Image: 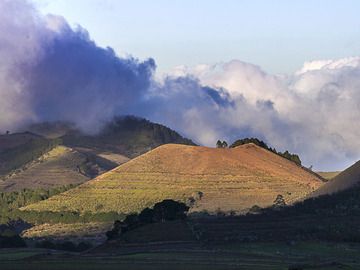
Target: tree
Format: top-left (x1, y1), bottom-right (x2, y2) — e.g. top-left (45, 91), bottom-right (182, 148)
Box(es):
top-left (153, 200), bottom-right (189, 222)
top-left (216, 140), bottom-right (228, 148)
top-left (138, 207), bottom-right (154, 224)
top-left (273, 194), bottom-right (286, 207)
top-left (123, 213), bottom-right (139, 228)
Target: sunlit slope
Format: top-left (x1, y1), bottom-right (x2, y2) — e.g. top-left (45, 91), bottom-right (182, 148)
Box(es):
top-left (311, 161), bottom-right (360, 197)
top-left (0, 146), bottom-right (89, 191)
top-left (316, 171), bottom-right (341, 180)
top-left (0, 146), bottom-right (129, 191)
top-left (23, 143), bottom-right (323, 214)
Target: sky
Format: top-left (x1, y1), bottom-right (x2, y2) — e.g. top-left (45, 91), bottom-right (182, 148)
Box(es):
top-left (1, 0), bottom-right (360, 172)
top-left (33, 0), bottom-right (360, 74)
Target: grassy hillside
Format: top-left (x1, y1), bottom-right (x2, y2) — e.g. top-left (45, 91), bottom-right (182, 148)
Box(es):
top-left (0, 146), bottom-right (97, 191)
top-left (0, 132), bottom-right (59, 178)
top-left (311, 161), bottom-right (360, 197)
top-left (23, 143), bottom-right (323, 214)
top-left (22, 222), bottom-right (111, 245)
top-left (1, 116), bottom-right (191, 192)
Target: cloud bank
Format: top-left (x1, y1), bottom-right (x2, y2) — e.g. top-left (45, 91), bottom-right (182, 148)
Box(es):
top-left (1, 0), bottom-right (360, 170)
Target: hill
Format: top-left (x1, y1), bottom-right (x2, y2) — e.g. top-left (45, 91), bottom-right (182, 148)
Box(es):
top-left (0, 132), bottom-right (59, 178)
top-left (1, 116), bottom-right (191, 191)
top-left (60, 115), bottom-right (196, 158)
top-left (310, 160), bottom-right (360, 197)
top-left (23, 143), bottom-right (323, 214)
top-left (0, 146), bottom-right (126, 191)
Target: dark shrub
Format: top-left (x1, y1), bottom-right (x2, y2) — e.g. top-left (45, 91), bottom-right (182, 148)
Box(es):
top-left (138, 208), bottom-right (154, 224)
top-left (153, 200), bottom-right (189, 222)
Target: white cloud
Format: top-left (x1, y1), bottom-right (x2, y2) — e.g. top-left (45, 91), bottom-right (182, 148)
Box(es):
top-left (1, 0), bottom-right (360, 171)
top-left (162, 57), bottom-right (360, 170)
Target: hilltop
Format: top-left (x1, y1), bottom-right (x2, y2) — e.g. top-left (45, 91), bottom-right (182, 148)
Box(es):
top-left (23, 143), bottom-right (323, 214)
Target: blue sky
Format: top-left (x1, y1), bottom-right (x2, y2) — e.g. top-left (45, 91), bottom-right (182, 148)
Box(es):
top-left (34, 0), bottom-right (360, 74)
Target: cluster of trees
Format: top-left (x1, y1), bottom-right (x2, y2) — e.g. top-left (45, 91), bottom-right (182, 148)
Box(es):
top-left (0, 184), bottom-right (78, 223)
top-left (0, 184), bottom-right (126, 224)
top-left (216, 140), bottom-right (228, 148)
top-left (106, 199), bottom-right (189, 240)
top-left (229, 137), bottom-right (302, 166)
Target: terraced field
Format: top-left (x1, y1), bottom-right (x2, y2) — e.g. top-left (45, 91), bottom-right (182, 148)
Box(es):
top-left (22, 222), bottom-right (112, 245)
top-left (0, 146), bottom-right (90, 191)
top-left (0, 145), bottom-right (130, 191)
top-left (23, 143), bottom-right (323, 214)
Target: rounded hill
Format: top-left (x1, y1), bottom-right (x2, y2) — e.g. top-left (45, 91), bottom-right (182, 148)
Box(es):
top-left (23, 143), bottom-right (323, 214)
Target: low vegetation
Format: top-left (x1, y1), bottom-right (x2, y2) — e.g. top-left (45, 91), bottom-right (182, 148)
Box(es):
top-left (0, 184), bottom-right (78, 223)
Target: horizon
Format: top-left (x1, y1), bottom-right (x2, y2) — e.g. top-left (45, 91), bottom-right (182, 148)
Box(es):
top-left (1, 0), bottom-right (360, 171)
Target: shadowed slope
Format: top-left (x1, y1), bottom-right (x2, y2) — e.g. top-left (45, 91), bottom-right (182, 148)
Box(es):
top-left (23, 143), bottom-right (323, 214)
top-left (311, 160), bottom-right (360, 197)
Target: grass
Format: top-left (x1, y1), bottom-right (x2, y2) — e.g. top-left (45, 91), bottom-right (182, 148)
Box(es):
top-left (0, 242), bottom-right (358, 270)
top-left (23, 144), bottom-right (323, 215)
top-left (22, 222), bottom-right (112, 245)
top-left (0, 146), bottom-right (89, 191)
top-left (0, 133), bottom-right (59, 178)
